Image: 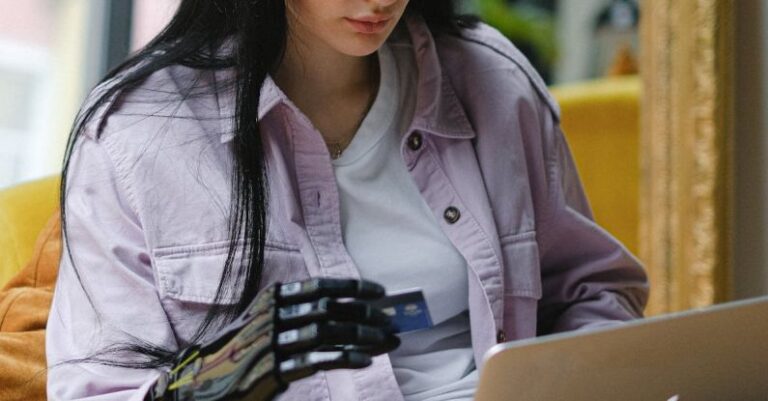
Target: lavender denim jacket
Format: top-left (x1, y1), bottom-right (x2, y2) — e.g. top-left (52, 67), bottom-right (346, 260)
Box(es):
top-left (46, 15), bottom-right (648, 401)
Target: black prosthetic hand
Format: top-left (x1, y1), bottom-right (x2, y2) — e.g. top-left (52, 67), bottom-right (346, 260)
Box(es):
top-left (145, 279), bottom-right (399, 401)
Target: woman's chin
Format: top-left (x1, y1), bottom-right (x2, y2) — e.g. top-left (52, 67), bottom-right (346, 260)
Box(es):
top-left (335, 35), bottom-right (390, 57)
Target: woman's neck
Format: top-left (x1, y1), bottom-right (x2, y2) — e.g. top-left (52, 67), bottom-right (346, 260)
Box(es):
top-left (273, 34), bottom-right (380, 145)
top-left (275, 38), bottom-right (375, 100)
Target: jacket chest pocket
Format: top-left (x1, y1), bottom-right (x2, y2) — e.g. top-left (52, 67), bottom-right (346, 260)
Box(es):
top-left (154, 240), bottom-right (310, 304)
top-left (153, 240), bottom-right (309, 344)
top-left (500, 231), bottom-right (542, 341)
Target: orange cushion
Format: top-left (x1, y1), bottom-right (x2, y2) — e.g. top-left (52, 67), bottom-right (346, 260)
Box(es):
top-left (0, 211), bottom-right (61, 401)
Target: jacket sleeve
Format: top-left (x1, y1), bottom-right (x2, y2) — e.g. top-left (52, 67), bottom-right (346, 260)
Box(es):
top-left (46, 136), bottom-right (174, 401)
top-left (534, 105), bottom-right (649, 335)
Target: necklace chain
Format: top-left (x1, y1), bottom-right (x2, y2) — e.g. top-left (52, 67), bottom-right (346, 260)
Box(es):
top-left (328, 139), bottom-right (352, 160)
top-left (325, 56), bottom-right (379, 160)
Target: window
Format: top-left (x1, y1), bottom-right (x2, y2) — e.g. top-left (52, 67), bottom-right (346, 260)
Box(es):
top-left (0, 0), bottom-right (143, 188)
top-left (0, 0), bottom-right (62, 187)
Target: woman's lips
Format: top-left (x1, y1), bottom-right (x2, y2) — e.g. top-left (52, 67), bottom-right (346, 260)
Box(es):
top-left (344, 17), bottom-right (391, 34)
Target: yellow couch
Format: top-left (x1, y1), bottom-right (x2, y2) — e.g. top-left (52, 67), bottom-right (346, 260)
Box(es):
top-left (0, 76), bottom-right (641, 288)
top-left (0, 176), bottom-right (59, 401)
top-left (0, 176), bottom-right (60, 286)
top-left (551, 76), bottom-right (640, 255)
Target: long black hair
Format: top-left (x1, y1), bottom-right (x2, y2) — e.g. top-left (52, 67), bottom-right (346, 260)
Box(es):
top-left (61, 0), bottom-right (478, 369)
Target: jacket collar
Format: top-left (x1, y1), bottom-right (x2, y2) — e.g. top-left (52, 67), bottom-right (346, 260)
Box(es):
top-left (216, 14), bottom-right (476, 144)
top-left (215, 70), bottom-right (284, 143)
top-left (402, 14), bottom-right (475, 140)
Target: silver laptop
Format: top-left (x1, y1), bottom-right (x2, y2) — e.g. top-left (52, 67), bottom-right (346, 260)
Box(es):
top-left (476, 296), bottom-right (768, 401)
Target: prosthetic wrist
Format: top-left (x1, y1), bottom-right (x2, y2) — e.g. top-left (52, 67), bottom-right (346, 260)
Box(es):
top-left (145, 279), bottom-right (399, 401)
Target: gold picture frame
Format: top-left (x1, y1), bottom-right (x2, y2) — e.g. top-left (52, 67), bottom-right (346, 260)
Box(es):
top-left (639, 0), bottom-right (735, 315)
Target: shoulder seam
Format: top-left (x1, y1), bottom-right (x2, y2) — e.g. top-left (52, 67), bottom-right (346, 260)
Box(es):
top-left (452, 33), bottom-right (561, 122)
top-left (93, 138), bottom-right (145, 231)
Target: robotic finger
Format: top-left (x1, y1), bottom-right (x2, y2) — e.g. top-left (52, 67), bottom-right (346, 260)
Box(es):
top-left (276, 321), bottom-right (400, 355)
top-left (278, 351), bottom-right (372, 383)
top-left (278, 279), bottom-right (385, 304)
top-left (278, 298), bottom-right (391, 329)
top-left (235, 351), bottom-right (374, 401)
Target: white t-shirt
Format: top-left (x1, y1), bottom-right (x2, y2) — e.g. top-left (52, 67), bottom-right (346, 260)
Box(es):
top-left (332, 35), bottom-right (478, 401)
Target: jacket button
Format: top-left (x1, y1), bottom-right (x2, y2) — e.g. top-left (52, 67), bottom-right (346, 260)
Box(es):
top-left (407, 133), bottom-right (423, 151)
top-left (497, 330), bottom-right (507, 343)
top-left (444, 207), bottom-right (461, 224)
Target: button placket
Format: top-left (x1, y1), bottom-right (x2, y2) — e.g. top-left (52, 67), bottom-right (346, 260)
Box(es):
top-left (290, 116), bottom-right (359, 280)
top-left (405, 140), bottom-right (505, 332)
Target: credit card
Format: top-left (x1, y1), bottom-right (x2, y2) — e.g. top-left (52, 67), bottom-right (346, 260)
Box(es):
top-left (368, 288), bottom-right (433, 334)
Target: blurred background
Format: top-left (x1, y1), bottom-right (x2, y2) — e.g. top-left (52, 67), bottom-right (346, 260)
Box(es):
top-left (0, 0), bottom-right (639, 188)
top-left (0, 0), bottom-right (174, 188)
top-left (0, 0), bottom-right (766, 312)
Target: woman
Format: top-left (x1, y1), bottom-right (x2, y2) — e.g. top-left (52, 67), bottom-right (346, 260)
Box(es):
top-left (47, 1), bottom-right (649, 400)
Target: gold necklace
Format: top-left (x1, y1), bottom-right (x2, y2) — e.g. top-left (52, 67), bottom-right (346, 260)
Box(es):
top-left (328, 139), bottom-right (353, 160)
top-left (326, 56), bottom-right (379, 160)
